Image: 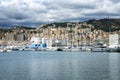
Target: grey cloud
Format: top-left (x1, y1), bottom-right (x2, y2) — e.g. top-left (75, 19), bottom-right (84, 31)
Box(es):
top-left (0, 0), bottom-right (120, 27)
top-left (112, 0), bottom-right (120, 3)
top-left (0, 7), bottom-right (29, 21)
top-left (61, 3), bottom-right (95, 10)
top-left (84, 12), bottom-right (120, 16)
top-left (5, 12), bottom-right (29, 20)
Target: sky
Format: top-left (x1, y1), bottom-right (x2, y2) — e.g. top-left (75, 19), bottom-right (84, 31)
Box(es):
top-left (0, 0), bottom-right (120, 27)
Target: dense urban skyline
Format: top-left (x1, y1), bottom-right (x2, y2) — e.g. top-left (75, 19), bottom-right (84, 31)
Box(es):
top-left (0, 0), bottom-right (120, 27)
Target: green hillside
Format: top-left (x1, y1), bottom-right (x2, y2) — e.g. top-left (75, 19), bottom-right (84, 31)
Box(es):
top-left (41, 18), bottom-right (120, 32)
top-left (87, 18), bottom-right (120, 32)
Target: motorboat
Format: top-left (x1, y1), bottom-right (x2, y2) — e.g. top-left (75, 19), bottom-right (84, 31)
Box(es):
top-left (91, 42), bottom-right (108, 52)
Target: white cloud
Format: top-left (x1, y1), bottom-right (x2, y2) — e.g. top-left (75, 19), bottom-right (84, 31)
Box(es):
top-left (0, 0), bottom-right (120, 27)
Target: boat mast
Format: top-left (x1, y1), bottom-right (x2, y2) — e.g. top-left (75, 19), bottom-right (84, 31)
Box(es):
top-left (67, 23), bottom-right (69, 47)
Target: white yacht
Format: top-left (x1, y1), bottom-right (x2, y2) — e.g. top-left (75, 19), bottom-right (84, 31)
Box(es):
top-left (108, 34), bottom-right (120, 52)
top-left (91, 46), bottom-right (107, 52)
top-left (91, 43), bottom-right (108, 52)
top-left (108, 44), bottom-right (120, 52)
top-left (62, 46), bottom-right (81, 52)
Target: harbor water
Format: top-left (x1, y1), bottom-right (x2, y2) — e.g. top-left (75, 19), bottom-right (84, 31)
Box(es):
top-left (0, 51), bottom-right (120, 80)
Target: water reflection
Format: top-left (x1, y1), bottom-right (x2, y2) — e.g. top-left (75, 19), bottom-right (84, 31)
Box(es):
top-left (0, 52), bottom-right (120, 80)
top-left (109, 53), bottom-right (119, 80)
top-left (29, 52), bottom-right (111, 80)
top-left (29, 57), bottom-right (82, 80)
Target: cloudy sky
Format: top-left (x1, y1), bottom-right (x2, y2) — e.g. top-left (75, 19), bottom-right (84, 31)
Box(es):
top-left (0, 0), bottom-right (120, 27)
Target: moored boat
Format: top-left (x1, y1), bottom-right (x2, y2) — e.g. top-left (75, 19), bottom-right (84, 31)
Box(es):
top-left (91, 46), bottom-right (108, 52)
top-left (91, 42), bottom-right (108, 52)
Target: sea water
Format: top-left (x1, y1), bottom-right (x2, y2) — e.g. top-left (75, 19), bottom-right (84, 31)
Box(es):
top-left (0, 51), bottom-right (120, 80)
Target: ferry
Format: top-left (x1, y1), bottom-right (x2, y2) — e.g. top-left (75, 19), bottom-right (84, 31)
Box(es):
top-left (28, 36), bottom-right (47, 51)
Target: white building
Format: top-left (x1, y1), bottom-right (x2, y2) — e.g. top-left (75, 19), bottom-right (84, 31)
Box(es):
top-left (109, 34), bottom-right (120, 48)
top-left (30, 36), bottom-right (41, 44)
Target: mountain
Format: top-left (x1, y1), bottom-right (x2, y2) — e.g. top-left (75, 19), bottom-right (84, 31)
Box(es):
top-left (0, 26), bottom-right (35, 33)
top-left (41, 18), bottom-right (120, 32)
top-left (86, 18), bottom-right (120, 32)
top-left (41, 22), bottom-right (68, 28)
top-left (12, 26), bottom-right (36, 30)
top-left (1, 18), bottom-right (120, 32)
top-left (41, 22), bottom-right (83, 28)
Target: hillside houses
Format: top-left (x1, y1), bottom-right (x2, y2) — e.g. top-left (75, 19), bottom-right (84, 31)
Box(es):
top-left (0, 23), bottom-right (118, 46)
